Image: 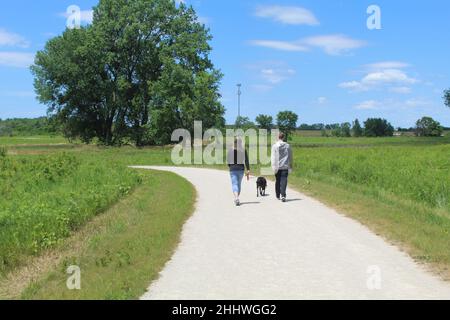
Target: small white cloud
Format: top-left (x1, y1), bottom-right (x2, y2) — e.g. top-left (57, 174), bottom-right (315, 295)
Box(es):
top-left (405, 98), bottom-right (431, 108)
top-left (0, 29), bottom-right (30, 48)
top-left (250, 34), bottom-right (366, 55)
top-left (249, 40), bottom-right (308, 52)
top-left (60, 9), bottom-right (94, 24)
top-left (365, 61), bottom-right (410, 71)
top-left (354, 100), bottom-right (381, 110)
top-left (340, 69), bottom-right (418, 92)
top-left (389, 87), bottom-right (412, 94)
top-left (255, 5), bottom-right (319, 26)
top-left (260, 67), bottom-right (295, 84)
top-left (0, 51), bottom-right (34, 68)
top-left (317, 97), bottom-right (327, 104)
top-left (302, 34), bottom-right (367, 56)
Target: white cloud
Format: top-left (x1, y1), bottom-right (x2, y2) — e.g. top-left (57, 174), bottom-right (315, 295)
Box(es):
top-left (317, 97), bottom-right (327, 104)
top-left (249, 40), bottom-right (308, 52)
top-left (0, 29), bottom-right (30, 48)
top-left (389, 86), bottom-right (412, 94)
top-left (250, 34), bottom-right (366, 55)
top-left (0, 52), bottom-right (34, 68)
top-left (61, 9), bottom-right (94, 24)
top-left (255, 5), bottom-right (319, 26)
top-left (302, 35), bottom-right (366, 56)
top-left (247, 61), bottom-right (296, 89)
top-left (340, 68), bottom-right (418, 92)
top-left (260, 67), bottom-right (295, 84)
top-left (354, 98), bottom-right (433, 111)
top-left (365, 61), bottom-right (410, 71)
top-left (354, 100), bottom-right (380, 110)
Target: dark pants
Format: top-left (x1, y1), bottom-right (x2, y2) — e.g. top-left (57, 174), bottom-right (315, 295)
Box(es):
top-left (275, 170), bottom-right (289, 199)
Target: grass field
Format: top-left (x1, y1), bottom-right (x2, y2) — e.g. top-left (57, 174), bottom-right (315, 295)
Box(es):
top-left (1, 133), bottom-right (450, 298)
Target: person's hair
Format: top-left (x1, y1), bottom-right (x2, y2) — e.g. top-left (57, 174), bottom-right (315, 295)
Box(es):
top-left (279, 132), bottom-right (285, 141)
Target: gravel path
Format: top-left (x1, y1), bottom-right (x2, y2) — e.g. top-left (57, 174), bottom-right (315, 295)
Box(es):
top-left (133, 166), bottom-right (450, 300)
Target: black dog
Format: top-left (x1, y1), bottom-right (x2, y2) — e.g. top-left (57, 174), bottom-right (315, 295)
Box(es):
top-left (256, 177), bottom-right (267, 197)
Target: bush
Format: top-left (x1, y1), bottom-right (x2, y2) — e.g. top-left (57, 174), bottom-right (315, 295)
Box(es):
top-left (0, 147), bottom-right (6, 157)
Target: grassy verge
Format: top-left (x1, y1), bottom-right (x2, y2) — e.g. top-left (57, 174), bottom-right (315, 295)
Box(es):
top-left (0, 169), bottom-right (195, 300)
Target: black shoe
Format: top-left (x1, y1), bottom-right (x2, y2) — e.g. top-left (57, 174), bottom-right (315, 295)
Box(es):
top-left (282, 197), bottom-right (286, 203)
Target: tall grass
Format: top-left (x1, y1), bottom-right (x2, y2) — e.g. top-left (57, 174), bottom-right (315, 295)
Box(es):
top-left (294, 144), bottom-right (450, 211)
top-left (0, 152), bottom-right (141, 273)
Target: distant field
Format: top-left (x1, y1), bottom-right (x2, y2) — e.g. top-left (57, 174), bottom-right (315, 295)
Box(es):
top-left (0, 136), bottom-right (68, 146)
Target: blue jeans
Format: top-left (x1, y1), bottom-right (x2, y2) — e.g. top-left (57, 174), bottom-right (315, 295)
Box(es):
top-left (230, 170), bottom-right (245, 194)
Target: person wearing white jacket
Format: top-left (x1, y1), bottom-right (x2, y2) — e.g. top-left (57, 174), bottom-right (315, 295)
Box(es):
top-left (271, 133), bottom-right (293, 202)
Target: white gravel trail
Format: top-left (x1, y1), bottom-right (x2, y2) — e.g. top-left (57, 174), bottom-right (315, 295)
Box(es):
top-left (132, 166), bottom-right (450, 300)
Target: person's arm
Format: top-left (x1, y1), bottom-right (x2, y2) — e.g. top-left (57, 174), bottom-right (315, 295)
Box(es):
top-left (271, 144), bottom-right (278, 173)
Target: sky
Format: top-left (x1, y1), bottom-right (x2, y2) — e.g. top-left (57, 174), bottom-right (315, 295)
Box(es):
top-left (0, 0), bottom-right (449, 128)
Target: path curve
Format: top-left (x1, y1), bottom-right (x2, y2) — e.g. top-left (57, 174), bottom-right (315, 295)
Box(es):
top-left (132, 166), bottom-right (450, 300)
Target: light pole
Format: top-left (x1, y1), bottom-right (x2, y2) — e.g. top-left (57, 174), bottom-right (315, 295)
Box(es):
top-left (237, 84), bottom-right (242, 119)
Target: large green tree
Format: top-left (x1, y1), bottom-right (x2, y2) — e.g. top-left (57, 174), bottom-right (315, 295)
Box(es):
top-left (415, 117), bottom-right (443, 137)
top-left (32, 0), bottom-right (224, 146)
top-left (276, 111), bottom-right (298, 140)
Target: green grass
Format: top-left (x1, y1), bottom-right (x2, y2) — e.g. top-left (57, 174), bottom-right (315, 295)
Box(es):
top-left (19, 170), bottom-right (195, 300)
top-left (1, 133), bottom-right (450, 297)
top-left (0, 135), bottom-right (69, 146)
top-left (0, 152), bottom-right (141, 274)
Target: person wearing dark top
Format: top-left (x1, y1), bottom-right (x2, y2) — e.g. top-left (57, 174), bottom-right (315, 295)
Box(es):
top-left (227, 138), bottom-right (250, 206)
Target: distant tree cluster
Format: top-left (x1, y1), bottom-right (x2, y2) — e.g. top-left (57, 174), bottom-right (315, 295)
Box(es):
top-left (415, 117), bottom-right (443, 137)
top-left (0, 117), bottom-right (59, 136)
top-left (236, 111), bottom-right (298, 141)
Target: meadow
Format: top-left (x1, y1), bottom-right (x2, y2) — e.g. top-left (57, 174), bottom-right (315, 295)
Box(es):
top-left (1, 132), bottom-right (450, 298)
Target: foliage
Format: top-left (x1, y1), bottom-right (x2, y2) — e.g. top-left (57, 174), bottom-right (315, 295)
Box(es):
top-left (444, 89), bottom-right (450, 109)
top-left (276, 111), bottom-right (298, 140)
top-left (31, 0), bottom-right (224, 146)
top-left (0, 153), bottom-right (141, 273)
top-left (235, 116), bottom-right (255, 130)
top-left (255, 114), bottom-right (273, 131)
top-left (331, 123), bottom-right (351, 137)
top-left (364, 118), bottom-right (394, 137)
top-left (0, 117), bottom-right (59, 137)
top-left (352, 119), bottom-right (363, 137)
top-left (415, 117), bottom-right (443, 137)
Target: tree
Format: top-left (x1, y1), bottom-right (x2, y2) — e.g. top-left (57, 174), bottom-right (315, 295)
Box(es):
top-left (341, 122), bottom-right (352, 137)
top-left (364, 118), bottom-right (394, 137)
top-left (235, 116), bottom-right (255, 130)
top-left (352, 119), bottom-right (363, 137)
top-left (415, 117), bottom-right (443, 137)
top-left (255, 114), bottom-right (273, 131)
top-left (276, 111), bottom-right (298, 140)
top-left (444, 89), bottom-right (450, 109)
top-left (32, 0), bottom-right (224, 146)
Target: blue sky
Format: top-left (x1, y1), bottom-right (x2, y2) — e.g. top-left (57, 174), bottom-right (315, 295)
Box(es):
top-left (0, 0), bottom-right (449, 127)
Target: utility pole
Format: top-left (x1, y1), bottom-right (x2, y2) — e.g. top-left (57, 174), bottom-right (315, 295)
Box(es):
top-left (237, 84), bottom-right (242, 119)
